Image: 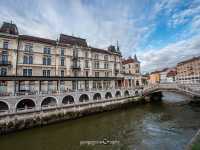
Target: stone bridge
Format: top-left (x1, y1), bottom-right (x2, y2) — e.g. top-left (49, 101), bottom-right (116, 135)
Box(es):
top-left (143, 83), bottom-right (200, 100)
top-left (0, 88), bottom-right (142, 115)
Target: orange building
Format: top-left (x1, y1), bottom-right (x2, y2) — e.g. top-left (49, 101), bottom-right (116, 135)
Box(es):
top-left (149, 71), bottom-right (161, 84)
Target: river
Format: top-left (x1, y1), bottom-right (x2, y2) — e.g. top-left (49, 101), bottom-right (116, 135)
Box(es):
top-left (0, 92), bottom-right (200, 150)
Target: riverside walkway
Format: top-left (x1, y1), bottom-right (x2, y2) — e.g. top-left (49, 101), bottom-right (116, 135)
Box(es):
top-left (0, 87), bottom-right (143, 116)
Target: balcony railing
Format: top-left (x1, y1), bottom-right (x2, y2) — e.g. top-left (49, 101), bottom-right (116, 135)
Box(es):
top-left (0, 61), bottom-right (11, 66)
top-left (71, 64), bottom-right (81, 69)
top-left (72, 55), bottom-right (79, 60)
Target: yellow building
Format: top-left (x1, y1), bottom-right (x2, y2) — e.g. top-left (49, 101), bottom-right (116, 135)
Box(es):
top-left (0, 22), bottom-right (125, 95)
top-left (149, 71), bottom-right (160, 84)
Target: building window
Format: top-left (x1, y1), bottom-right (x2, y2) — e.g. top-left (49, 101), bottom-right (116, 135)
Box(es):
top-left (43, 70), bottom-right (51, 76)
top-left (74, 71), bottom-right (78, 77)
top-left (85, 60), bottom-right (89, 68)
top-left (23, 69), bottom-right (32, 76)
top-left (3, 40), bottom-right (8, 49)
top-left (2, 54), bottom-right (8, 63)
top-left (23, 55), bottom-right (33, 64)
top-left (95, 72), bottom-right (99, 77)
top-left (23, 56), bottom-right (28, 64)
top-left (73, 49), bottom-right (78, 57)
top-left (43, 57), bottom-right (46, 65)
top-left (105, 72), bottom-right (109, 77)
top-left (43, 57), bottom-right (51, 65)
top-left (43, 70), bottom-right (46, 76)
top-left (104, 55), bottom-right (108, 61)
top-left (85, 71), bottom-right (89, 77)
top-left (61, 58), bottom-right (65, 66)
top-left (25, 44), bottom-right (33, 52)
top-left (61, 48), bottom-right (65, 56)
top-left (44, 47), bottom-right (51, 54)
top-left (95, 54), bottom-right (99, 59)
top-left (47, 70), bottom-right (50, 76)
top-left (104, 62), bottom-right (109, 69)
top-left (0, 68), bottom-right (7, 76)
top-left (85, 51), bottom-right (88, 58)
top-left (94, 61), bottom-right (99, 69)
top-left (29, 56), bottom-right (33, 64)
top-left (61, 70), bottom-right (64, 77)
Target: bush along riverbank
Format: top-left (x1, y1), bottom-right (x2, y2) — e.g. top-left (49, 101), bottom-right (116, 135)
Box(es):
top-left (0, 96), bottom-right (146, 135)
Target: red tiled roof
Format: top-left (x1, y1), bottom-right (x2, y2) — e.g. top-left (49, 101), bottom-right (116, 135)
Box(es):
top-left (167, 70), bottom-right (177, 77)
top-left (150, 70), bottom-right (161, 74)
top-left (177, 56), bottom-right (200, 66)
top-left (19, 35), bottom-right (56, 45)
top-left (122, 58), bottom-right (138, 64)
top-left (59, 34), bottom-right (87, 47)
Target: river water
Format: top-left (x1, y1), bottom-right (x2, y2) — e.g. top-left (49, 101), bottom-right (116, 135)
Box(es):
top-left (0, 92), bottom-right (200, 150)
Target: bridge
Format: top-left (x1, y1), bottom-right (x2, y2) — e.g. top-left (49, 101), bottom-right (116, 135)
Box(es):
top-left (143, 83), bottom-right (200, 101)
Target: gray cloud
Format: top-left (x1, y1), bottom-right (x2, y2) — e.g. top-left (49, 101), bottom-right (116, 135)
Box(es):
top-left (0, 0), bottom-right (200, 73)
top-left (139, 35), bottom-right (200, 73)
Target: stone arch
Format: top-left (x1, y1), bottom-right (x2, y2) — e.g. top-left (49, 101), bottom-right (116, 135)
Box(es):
top-left (62, 95), bottom-right (74, 105)
top-left (16, 99), bottom-right (36, 111)
top-left (124, 90), bottom-right (130, 96)
top-left (105, 92), bottom-right (112, 99)
top-left (79, 94), bottom-right (89, 102)
top-left (135, 90), bottom-right (139, 95)
top-left (115, 91), bottom-right (121, 97)
top-left (41, 97), bottom-right (57, 107)
top-left (0, 101), bottom-right (9, 112)
top-left (93, 93), bottom-right (101, 100)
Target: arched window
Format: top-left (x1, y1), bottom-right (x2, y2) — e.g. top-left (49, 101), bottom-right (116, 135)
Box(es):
top-left (93, 93), bottom-right (101, 100)
top-left (41, 97), bottom-right (57, 107)
top-left (115, 91), bottom-right (121, 97)
top-left (79, 94), bottom-right (89, 102)
top-left (0, 101), bottom-right (9, 112)
top-left (16, 99), bottom-right (35, 111)
top-left (105, 92), bottom-right (112, 99)
top-left (62, 95), bottom-right (74, 105)
top-left (124, 90), bottom-right (129, 96)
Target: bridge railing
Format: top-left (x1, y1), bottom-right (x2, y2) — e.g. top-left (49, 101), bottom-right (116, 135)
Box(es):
top-left (143, 83), bottom-right (200, 96)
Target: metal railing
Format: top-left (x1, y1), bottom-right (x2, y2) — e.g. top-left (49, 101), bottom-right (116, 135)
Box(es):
top-left (0, 86), bottom-right (140, 98)
top-left (143, 83), bottom-right (200, 96)
top-left (0, 60), bottom-right (11, 66)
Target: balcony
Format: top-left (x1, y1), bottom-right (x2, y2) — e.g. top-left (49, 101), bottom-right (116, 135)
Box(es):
top-left (115, 69), bottom-right (119, 73)
top-left (71, 64), bottom-right (81, 69)
top-left (0, 61), bottom-right (11, 66)
top-left (72, 55), bottom-right (79, 60)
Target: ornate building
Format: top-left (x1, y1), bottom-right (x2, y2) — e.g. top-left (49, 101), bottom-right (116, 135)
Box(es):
top-left (0, 22), bottom-right (135, 95)
top-left (122, 55), bottom-right (142, 87)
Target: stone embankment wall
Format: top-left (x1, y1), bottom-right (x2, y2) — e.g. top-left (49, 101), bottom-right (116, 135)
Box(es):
top-left (185, 129), bottom-right (200, 150)
top-left (0, 96), bottom-right (145, 135)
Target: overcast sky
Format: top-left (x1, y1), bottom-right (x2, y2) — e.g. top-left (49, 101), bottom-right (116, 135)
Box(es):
top-left (0, 0), bottom-right (200, 73)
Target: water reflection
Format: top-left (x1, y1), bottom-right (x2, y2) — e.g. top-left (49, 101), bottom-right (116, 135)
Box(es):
top-left (0, 92), bottom-right (199, 150)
